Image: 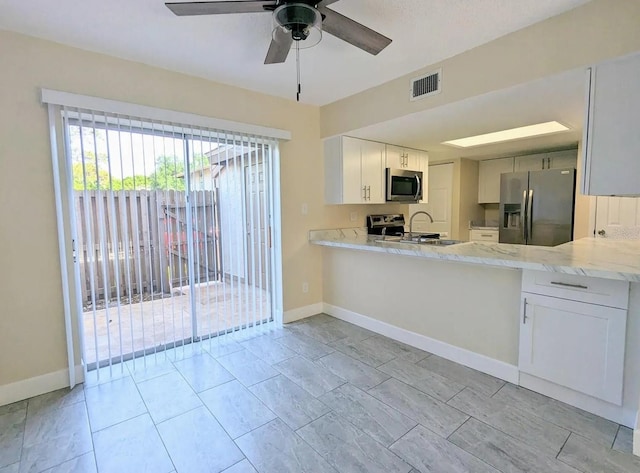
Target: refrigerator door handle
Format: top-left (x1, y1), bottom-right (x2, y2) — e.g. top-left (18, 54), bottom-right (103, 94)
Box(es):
top-left (521, 189), bottom-right (528, 242)
top-left (527, 189), bottom-right (534, 241)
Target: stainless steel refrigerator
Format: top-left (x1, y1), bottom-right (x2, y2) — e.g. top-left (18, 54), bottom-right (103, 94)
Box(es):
top-left (499, 168), bottom-right (576, 246)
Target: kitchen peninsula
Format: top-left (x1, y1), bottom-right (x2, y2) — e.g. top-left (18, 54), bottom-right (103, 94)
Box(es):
top-left (310, 228), bottom-right (640, 438)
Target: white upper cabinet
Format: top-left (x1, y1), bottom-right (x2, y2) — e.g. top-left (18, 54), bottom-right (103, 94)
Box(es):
top-left (479, 150), bottom-right (576, 204)
top-left (514, 153), bottom-right (547, 172)
top-left (324, 136), bottom-right (385, 204)
top-left (547, 149), bottom-right (578, 169)
top-left (386, 145), bottom-right (421, 170)
top-left (582, 52), bottom-right (640, 196)
top-left (478, 157), bottom-right (514, 204)
top-left (514, 150), bottom-right (577, 172)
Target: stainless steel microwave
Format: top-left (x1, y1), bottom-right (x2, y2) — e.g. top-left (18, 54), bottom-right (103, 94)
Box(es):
top-left (386, 168), bottom-right (423, 202)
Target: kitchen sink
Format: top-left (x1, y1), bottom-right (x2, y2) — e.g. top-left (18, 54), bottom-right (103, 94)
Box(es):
top-left (399, 238), bottom-right (462, 245)
top-left (375, 235), bottom-right (462, 246)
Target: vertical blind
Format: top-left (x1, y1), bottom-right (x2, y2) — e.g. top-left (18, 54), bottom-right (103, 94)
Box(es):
top-left (57, 106), bottom-right (279, 380)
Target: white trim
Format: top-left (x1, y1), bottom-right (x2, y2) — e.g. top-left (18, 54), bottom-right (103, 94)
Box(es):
top-left (0, 366), bottom-right (84, 407)
top-left (634, 428), bottom-right (639, 456)
top-left (520, 372), bottom-right (637, 427)
top-left (46, 104), bottom-right (76, 388)
top-left (283, 303), bottom-right (324, 324)
top-left (323, 303), bottom-right (519, 384)
top-left (271, 145), bottom-right (284, 326)
top-left (41, 89), bottom-right (292, 141)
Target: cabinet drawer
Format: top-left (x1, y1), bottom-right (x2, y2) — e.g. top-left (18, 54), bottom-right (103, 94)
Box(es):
top-left (469, 229), bottom-right (499, 242)
top-left (522, 270), bottom-right (629, 309)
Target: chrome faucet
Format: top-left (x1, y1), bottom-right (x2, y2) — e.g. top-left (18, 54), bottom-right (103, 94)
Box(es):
top-left (408, 211), bottom-right (434, 239)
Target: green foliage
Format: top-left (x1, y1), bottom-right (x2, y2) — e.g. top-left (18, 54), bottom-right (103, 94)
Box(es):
top-left (72, 154), bottom-right (209, 191)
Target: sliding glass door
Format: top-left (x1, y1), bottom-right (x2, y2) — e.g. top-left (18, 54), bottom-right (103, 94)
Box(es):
top-left (61, 109), bottom-right (277, 377)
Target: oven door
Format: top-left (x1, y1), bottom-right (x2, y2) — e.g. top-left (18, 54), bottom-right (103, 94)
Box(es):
top-left (386, 168), bottom-right (423, 202)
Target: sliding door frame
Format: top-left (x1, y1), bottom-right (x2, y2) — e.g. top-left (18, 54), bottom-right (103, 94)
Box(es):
top-left (44, 90), bottom-right (287, 387)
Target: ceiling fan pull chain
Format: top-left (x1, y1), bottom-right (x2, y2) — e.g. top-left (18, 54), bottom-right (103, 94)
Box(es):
top-left (296, 40), bottom-right (301, 102)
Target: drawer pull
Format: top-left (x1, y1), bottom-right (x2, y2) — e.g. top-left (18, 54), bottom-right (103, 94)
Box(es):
top-left (481, 234), bottom-right (494, 237)
top-left (550, 281), bottom-right (588, 290)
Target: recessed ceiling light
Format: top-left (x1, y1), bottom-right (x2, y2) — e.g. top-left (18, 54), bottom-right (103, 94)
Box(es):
top-left (442, 121), bottom-right (570, 148)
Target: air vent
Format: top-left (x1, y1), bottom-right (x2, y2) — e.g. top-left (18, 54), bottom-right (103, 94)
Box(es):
top-left (410, 69), bottom-right (442, 101)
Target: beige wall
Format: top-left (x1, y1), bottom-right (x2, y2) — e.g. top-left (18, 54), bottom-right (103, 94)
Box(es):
top-left (0, 30), bottom-right (413, 387)
top-left (1, 31), bottom-right (323, 387)
top-left (320, 0), bottom-right (640, 138)
top-left (323, 248), bottom-right (522, 364)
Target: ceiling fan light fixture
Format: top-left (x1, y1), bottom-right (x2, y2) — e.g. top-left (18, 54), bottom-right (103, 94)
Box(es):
top-left (273, 3), bottom-right (322, 48)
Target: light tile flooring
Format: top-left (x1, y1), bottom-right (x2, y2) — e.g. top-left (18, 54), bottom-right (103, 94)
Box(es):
top-left (1, 314), bottom-right (638, 473)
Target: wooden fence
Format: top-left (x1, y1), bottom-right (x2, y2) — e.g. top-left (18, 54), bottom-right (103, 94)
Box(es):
top-left (74, 190), bottom-right (221, 307)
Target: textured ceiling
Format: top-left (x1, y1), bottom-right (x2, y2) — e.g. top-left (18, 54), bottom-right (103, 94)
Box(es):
top-left (0, 0), bottom-right (589, 105)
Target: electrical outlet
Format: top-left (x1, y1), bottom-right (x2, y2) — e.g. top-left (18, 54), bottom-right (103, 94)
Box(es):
top-left (302, 282), bottom-right (309, 293)
top-left (301, 203), bottom-right (308, 215)
top-left (350, 211), bottom-right (358, 222)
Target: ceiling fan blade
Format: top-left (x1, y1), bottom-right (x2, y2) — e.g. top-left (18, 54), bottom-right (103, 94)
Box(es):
top-left (166, 1), bottom-right (275, 16)
top-left (318, 6), bottom-right (391, 55)
top-left (264, 28), bottom-right (293, 64)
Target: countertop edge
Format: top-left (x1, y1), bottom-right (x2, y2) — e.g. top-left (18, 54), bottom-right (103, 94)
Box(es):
top-left (309, 236), bottom-right (640, 283)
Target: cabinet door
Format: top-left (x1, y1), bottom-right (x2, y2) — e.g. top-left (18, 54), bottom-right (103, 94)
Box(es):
top-left (548, 149), bottom-right (577, 169)
top-left (404, 149), bottom-right (420, 170)
top-left (385, 145), bottom-right (404, 169)
top-left (361, 139), bottom-right (386, 203)
top-left (341, 136), bottom-right (364, 204)
top-left (519, 293), bottom-right (626, 405)
top-left (583, 53), bottom-right (640, 195)
top-left (478, 157), bottom-right (514, 203)
top-left (514, 153), bottom-right (545, 172)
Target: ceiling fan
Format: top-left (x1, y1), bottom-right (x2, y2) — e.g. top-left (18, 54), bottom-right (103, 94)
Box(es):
top-left (165, 1), bottom-right (392, 64)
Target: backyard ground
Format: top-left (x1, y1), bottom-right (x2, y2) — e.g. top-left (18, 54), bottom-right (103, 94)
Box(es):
top-left (82, 281), bottom-right (270, 365)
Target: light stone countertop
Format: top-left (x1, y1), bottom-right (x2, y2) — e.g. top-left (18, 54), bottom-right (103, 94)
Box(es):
top-left (309, 228), bottom-right (640, 282)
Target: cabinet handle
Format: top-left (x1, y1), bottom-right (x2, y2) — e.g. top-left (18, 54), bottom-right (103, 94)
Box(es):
top-left (523, 298), bottom-right (528, 324)
top-left (367, 186), bottom-right (371, 200)
top-left (547, 157), bottom-right (551, 168)
top-left (481, 234), bottom-right (494, 237)
top-left (362, 186), bottom-right (367, 200)
top-left (550, 281), bottom-right (588, 290)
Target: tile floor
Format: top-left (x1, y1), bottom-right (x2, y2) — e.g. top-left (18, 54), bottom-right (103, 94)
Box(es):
top-left (1, 314), bottom-right (638, 473)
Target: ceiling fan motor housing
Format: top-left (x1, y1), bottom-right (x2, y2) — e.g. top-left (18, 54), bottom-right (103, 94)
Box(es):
top-left (274, 3), bottom-right (320, 41)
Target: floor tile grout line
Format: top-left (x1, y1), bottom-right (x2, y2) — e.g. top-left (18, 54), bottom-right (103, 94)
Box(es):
top-left (555, 431), bottom-right (572, 459)
top-left (612, 424), bottom-right (622, 449)
top-left (128, 369), bottom-right (179, 473)
top-left (442, 418), bottom-right (513, 473)
top-left (463, 415), bottom-right (575, 466)
top-left (445, 414), bottom-right (472, 441)
top-left (554, 433), bottom-right (592, 473)
top-left (495, 397), bottom-right (619, 449)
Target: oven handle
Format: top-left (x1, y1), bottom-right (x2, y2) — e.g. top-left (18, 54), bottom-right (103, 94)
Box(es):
top-left (414, 174), bottom-right (421, 201)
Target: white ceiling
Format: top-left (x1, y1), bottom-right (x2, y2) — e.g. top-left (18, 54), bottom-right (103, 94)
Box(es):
top-left (350, 68), bottom-right (586, 160)
top-left (0, 0), bottom-right (589, 105)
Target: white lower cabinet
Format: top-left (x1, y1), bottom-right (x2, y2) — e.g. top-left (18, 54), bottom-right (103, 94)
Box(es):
top-left (519, 271), bottom-right (629, 405)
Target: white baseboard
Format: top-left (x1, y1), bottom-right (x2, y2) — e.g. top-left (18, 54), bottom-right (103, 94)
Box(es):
top-left (323, 303), bottom-right (519, 384)
top-left (0, 365), bottom-right (84, 407)
top-left (634, 428), bottom-right (639, 456)
top-left (283, 303), bottom-right (324, 324)
top-left (520, 372), bottom-right (636, 427)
